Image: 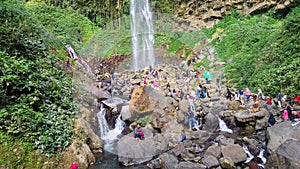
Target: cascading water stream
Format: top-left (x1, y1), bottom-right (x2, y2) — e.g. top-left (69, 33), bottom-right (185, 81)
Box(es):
top-left (217, 117), bottom-right (233, 134)
top-left (97, 104), bottom-right (125, 152)
top-left (130, 0), bottom-right (155, 70)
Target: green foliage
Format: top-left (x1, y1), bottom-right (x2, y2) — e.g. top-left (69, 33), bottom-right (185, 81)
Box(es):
top-left (25, 1), bottom-right (97, 51)
top-left (136, 115), bottom-right (152, 127)
top-left (0, 0), bottom-right (77, 159)
top-left (213, 7), bottom-right (300, 97)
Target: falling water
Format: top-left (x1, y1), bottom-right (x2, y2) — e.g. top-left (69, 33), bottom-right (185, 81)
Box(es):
top-left (218, 117), bottom-right (233, 134)
top-left (97, 104), bottom-right (125, 152)
top-left (130, 0), bottom-right (155, 70)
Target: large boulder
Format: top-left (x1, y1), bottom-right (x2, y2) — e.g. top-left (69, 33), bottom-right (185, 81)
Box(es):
top-left (203, 113), bottom-right (219, 132)
top-left (76, 118), bottom-right (103, 153)
top-left (266, 139), bottom-right (300, 169)
top-left (159, 153), bottom-right (178, 169)
top-left (129, 87), bottom-right (151, 115)
top-left (118, 127), bottom-right (155, 166)
top-left (221, 144), bottom-right (247, 163)
top-left (267, 121), bottom-right (300, 153)
top-left (234, 109), bottom-right (268, 122)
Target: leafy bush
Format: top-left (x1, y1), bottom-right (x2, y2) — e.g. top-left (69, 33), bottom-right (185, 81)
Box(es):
top-left (136, 115), bottom-right (152, 127)
top-left (0, 0), bottom-right (77, 157)
top-left (213, 7), bottom-right (300, 97)
top-left (25, 1), bottom-right (97, 51)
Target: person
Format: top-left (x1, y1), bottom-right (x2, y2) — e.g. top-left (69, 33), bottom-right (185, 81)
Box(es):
top-left (69, 163), bottom-right (78, 169)
top-left (234, 91), bottom-right (241, 103)
top-left (226, 88), bottom-right (232, 101)
top-left (239, 89), bottom-right (245, 105)
top-left (245, 88), bottom-right (252, 102)
top-left (187, 95), bottom-right (195, 111)
top-left (286, 104), bottom-right (299, 126)
top-left (282, 109), bottom-right (289, 121)
top-left (111, 73), bottom-right (115, 81)
top-left (134, 124), bottom-right (145, 141)
top-left (143, 78), bottom-right (147, 85)
top-left (277, 92), bottom-right (283, 108)
top-left (258, 89), bottom-right (263, 101)
top-left (268, 113), bottom-right (276, 127)
top-left (251, 95), bottom-right (259, 113)
top-left (152, 80), bottom-right (158, 89)
top-left (266, 97), bottom-right (272, 105)
top-left (186, 108), bottom-right (199, 130)
top-left (66, 58), bottom-right (71, 70)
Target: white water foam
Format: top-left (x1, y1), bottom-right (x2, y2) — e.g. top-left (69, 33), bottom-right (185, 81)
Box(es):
top-left (97, 104), bottom-right (125, 152)
top-left (242, 144), bottom-right (254, 163)
top-left (218, 117), bottom-right (233, 134)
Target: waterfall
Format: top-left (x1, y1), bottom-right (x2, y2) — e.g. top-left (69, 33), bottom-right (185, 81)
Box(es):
top-left (218, 117), bottom-right (233, 134)
top-left (97, 104), bottom-right (125, 152)
top-left (130, 0), bottom-right (155, 70)
top-left (97, 104), bottom-right (110, 137)
top-left (242, 144), bottom-right (254, 163)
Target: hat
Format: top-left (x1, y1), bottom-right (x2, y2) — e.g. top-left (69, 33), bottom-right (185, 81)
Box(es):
top-left (69, 163), bottom-right (78, 169)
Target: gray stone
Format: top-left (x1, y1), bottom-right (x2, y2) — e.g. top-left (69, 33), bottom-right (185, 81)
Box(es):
top-left (202, 155), bottom-right (219, 168)
top-left (267, 121), bottom-right (300, 153)
top-left (189, 130), bottom-right (211, 142)
top-left (205, 143), bottom-right (221, 158)
top-left (120, 104), bottom-right (131, 121)
top-left (215, 135), bottom-right (235, 146)
top-left (266, 139), bottom-right (300, 169)
top-left (203, 113), bottom-right (219, 132)
top-left (177, 161), bottom-right (207, 169)
top-left (118, 127), bottom-right (155, 166)
top-left (234, 109), bottom-right (268, 122)
top-left (221, 144), bottom-right (247, 163)
top-left (159, 153), bottom-right (178, 169)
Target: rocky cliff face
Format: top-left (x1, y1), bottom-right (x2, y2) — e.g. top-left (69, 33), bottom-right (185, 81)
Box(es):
top-left (174, 0), bottom-right (298, 29)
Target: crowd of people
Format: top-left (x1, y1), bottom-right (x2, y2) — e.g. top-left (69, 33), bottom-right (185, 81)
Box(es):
top-left (127, 64), bottom-right (300, 143)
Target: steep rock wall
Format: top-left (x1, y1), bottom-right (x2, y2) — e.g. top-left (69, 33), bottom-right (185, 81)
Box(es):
top-left (174, 0), bottom-right (298, 29)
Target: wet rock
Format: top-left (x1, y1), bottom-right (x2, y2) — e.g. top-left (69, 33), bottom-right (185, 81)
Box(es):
top-left (221, 144), bottom-right (247, 163)
top-left (177, 161), bottom-right (207, 169)
top-left (202, 155), bottom-right (219, 168)
top-left (159, 153), bottom-right (178, 169)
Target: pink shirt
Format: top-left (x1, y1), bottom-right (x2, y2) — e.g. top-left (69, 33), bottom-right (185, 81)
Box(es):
top-left (245, 88), bottom-right (251, 96)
